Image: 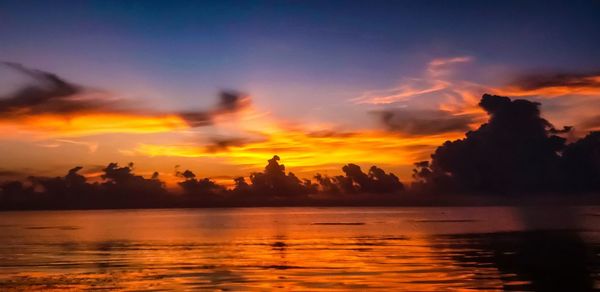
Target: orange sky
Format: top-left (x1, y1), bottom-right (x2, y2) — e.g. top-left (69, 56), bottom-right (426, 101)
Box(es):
top-left (1, 57), bottom-right (600, 187)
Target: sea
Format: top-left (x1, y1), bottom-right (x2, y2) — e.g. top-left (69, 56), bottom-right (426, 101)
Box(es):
top-left (0, 206), bottom-right (599, 291)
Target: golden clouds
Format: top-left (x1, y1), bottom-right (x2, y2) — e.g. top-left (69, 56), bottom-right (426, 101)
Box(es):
top-left (352, 56), bottom-right (475, 105)
top-left (4, 60), bottom-right (600, 182)
top-left (352, 79), bottom-right (450, 105)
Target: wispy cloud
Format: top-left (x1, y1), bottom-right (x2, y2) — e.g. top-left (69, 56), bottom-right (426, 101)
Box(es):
top-left (427, 56), bottom-right (473, 77)
top-left (352, 56), bottom-right (600, 135)
top-left (4, 60), bottom-right (600, 182)
top-left (352, 79), bottom-right (450, 105)
top-left (0, 62), bottom-right (253, 138)
top-left (351, 55), bottom-right (476, 107)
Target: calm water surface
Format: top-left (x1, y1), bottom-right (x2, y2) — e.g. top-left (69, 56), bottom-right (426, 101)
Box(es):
top-left (0, 206), bottom-right (599, 291)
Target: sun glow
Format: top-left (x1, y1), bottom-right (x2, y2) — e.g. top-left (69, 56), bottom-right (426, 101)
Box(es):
top-left (0, 113), bottom-right (188, 137)
top-left (134, 126), bottom-right (466, 173)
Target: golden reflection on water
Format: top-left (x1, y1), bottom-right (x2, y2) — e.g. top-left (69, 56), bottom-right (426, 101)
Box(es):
top-left (0, 207), bottom-right (598, 291)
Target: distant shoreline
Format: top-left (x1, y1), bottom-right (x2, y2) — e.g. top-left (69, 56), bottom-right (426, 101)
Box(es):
top-left (2, 194), bottom-right (599, 212)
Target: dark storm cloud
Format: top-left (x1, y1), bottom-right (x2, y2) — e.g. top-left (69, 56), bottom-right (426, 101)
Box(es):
top-left (561, 132), bottom-right (600, 192)
top-left (413, 93), bottom-right (600, 195)
top-left (509, 71), bottom-right (600, 91)
top-left (373, 109), bottom-right (476, 135)
top-left (413, 94), bottom-right (566, 193)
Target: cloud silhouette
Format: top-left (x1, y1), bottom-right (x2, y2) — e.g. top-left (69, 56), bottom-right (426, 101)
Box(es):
top-left (179, 90), bottom-right (251, 127)
top-left (0, 62), bottom-right (109, 117)
top-left (510, 72), bottom-right (600, 91)
top-left (314, 164), bottom-right (404, 195)
top-left (413, 94), bottom-right (574, 194)
top-left (0, 63), bottom-right (251, 131)
top-left (204, 137), bottom-right (249, 153)
top-left (0, 163), bottom-right (170, 209)
top-left (98, 163), bottom-right (166, 207)
top-left (561, 131), bottom-right (600, 192)
top-left (214, 90), bottom-right (251, 113)
top-left (176, 169), bottom-right (226, 199)
top-left (373, 109), bottom-right (476, 135)
top-left (2, 94), bottom-right (599, 209)
top-left (241, 155), bottom-right (317, 198)
top-left (0, 155), bottom-right (404, 209)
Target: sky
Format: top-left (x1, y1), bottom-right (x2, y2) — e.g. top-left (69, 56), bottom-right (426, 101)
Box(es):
top-left (1, 0), bottom-right (600, 186)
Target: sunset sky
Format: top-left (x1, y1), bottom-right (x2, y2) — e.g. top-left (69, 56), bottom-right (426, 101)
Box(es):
top-left (1, 0), bottom-right (600, 186)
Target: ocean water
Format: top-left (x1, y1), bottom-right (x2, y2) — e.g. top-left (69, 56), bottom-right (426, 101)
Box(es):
top-left (0, 206), bottom-right (598, 291)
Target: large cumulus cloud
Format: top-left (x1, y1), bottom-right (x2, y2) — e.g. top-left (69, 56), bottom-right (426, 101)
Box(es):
top-left (413, 94), bottom-right (600, 195)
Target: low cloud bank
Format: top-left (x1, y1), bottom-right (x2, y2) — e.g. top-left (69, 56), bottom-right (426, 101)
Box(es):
top-left (0, 156), bottom-right (404, 209)
top-left (1, 94), bottom-right (599, 209)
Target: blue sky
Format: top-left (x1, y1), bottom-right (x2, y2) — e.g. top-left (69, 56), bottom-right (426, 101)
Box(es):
top-left (2, 1), bottom-right (599, 113)
top-left (1, 0), bottom-right (600, 180)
